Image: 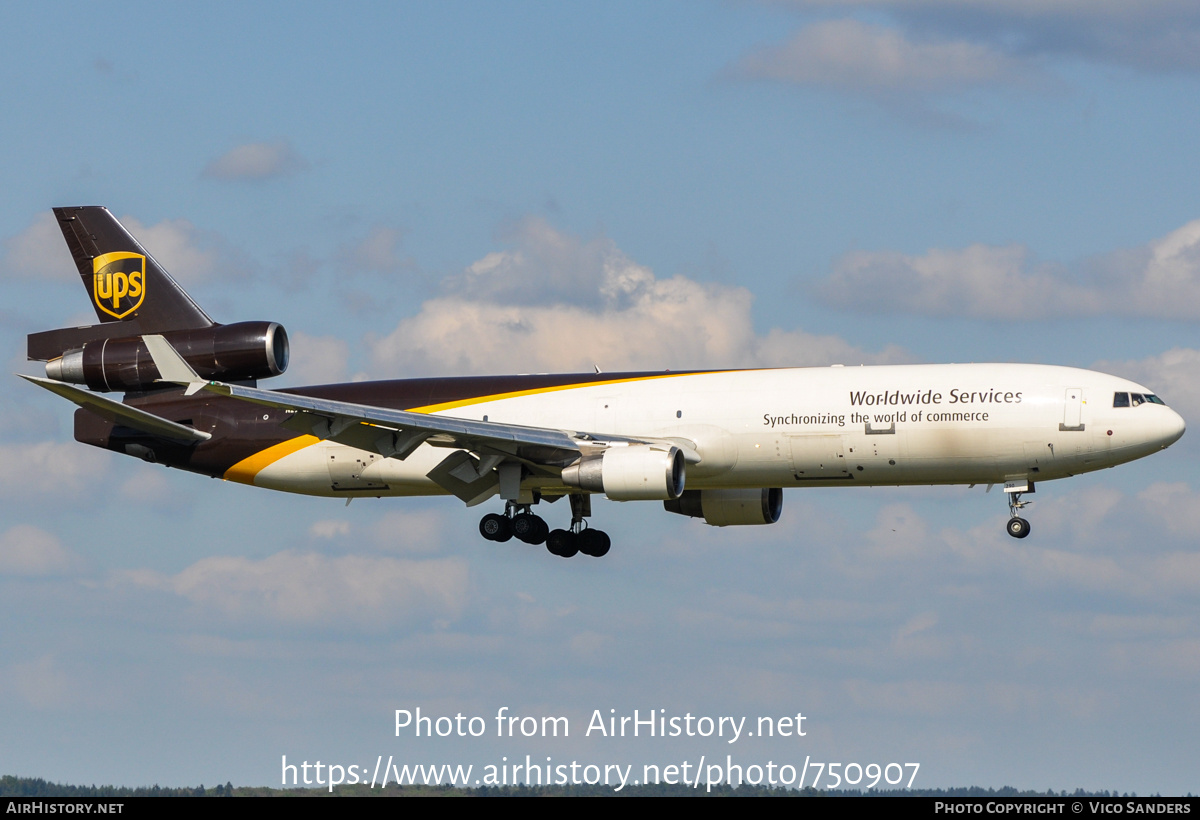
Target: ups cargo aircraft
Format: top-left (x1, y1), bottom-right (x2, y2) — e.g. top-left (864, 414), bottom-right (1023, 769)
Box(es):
top-left (22, 207), bottom-right (1186, 558)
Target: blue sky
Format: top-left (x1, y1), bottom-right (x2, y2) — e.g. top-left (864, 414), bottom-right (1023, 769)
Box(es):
top-left (2, 1), bottom-right (1199, 793)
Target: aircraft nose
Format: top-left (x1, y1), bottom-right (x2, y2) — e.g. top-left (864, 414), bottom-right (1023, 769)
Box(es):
top-left (1160, 408), bottom-right (1186, 448)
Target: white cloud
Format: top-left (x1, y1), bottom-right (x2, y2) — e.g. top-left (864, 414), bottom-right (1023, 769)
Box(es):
top-left (0, 525), bottom-right (81, 576)
top-left (932, 510), bottom-right (1143, 594)
top-left (816, 218), bottom-right (1200, 319)
top-left (337, 226), bottom-right (412, 274)
top-left (853, 481), bottom-right (1200, 599)
top-left (118, 551), bottom-right (469, 625)
top-left (567, 630), bottom-right (616, 664)
top-left (1145, 551), bottom-right (1200, 596)
top-left (864, 503), bottom-right (935, 559)
top-left (283, 330), bottom-right (350, 386)
top-left (0, 210), bottom-right (245, 286)
top-left (1136, 482), bottom-right (1200, 541)
top-left (449, 217), bottom-right (625, 308)
top-left (1092, 348), bottom-right (1200, 425)
top-left (1031, 484), bottom-right (1126, 544)
top-left (309, 519), bottom-right (351, 539)
top-left (120, 214), bottom-right (249, 284)
top-left (370, 510), bottom-right (447, 554)
top-left (368, 219), bottom-right (905, 376)
top-left (790, 0), bottom-right (1194, 18)
top-left (844, 678), bottom-right (968, 716)
top-left (119, 468), bottom-right (187, 509)
top-left (307, 510), bottom-right (447, 553)
top-left (730, 19), bottom-right (1035, 96)
top-left (895, 611), bottom-right (938, 642)
top-left (768, 2), bottom-right (1200, 73)
top-left (0, 442), bottom-right (109, 498)
top-left (818, 244), bottom-right (1086, 319)
top-left (5, 655), bottom-right (72, 708)
top-left (1128, 220), bottom-right (1200, 316)
top-left (202, 139), bottom-right (308, 181)
top-left (1, 212), bottom-right (74, 281)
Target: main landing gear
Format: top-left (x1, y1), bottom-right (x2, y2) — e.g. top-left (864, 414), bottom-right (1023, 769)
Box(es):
top-left (478, 495), bottom-right (610, 558)
top-left (547, 524), bottom-right (611, 559)
top-left (1004, 482), bottom-right (1033, 539)
top-left (479, 504), bottom-right (549, 545)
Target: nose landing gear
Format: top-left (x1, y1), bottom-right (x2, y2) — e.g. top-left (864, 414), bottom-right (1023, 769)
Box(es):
top-left (1006, 515), bottom-right (1031, 539)
top-left (1004, 481), bottom-right (1033, 539)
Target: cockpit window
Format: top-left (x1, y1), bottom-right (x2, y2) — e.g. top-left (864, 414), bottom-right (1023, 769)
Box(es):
top-left (1119, 392), bottom-right (1168, 407)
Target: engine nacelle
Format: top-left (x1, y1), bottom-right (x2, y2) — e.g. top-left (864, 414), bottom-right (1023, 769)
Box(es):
top-left (45, 321), bottom-right (289, 393)
top-left (561, 445), bottom-right (686, 501)
top-left (663, 488), bottom-right (783, 526)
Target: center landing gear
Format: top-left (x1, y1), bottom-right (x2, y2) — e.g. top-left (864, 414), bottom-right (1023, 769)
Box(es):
top-left (546, 494), bottom-right (610, 558)
top-left (1004, 481), bottom-right (1033, 539)
top-left (547, 524), bottom-right (611, 558)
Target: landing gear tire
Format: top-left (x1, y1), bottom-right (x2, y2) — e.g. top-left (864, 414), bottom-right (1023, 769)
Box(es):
top-left (512, 513), bottom-right (548, 545)
top-left (479, 513), bottom-right (513, 542)
top-left (577, 529), bottom-right (611, 558)
top-left (1006, 517), bottom-right (1031, 539)
top-left (546, 529), bottom-right (578, 558)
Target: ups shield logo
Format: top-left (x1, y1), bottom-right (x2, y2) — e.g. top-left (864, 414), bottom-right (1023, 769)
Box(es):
top-left (92, 252), bottom-right (146, 319)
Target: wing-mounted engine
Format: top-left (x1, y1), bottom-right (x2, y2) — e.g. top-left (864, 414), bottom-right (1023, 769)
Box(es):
top-left (561, 444), bottom-right (686, 501)
top-left (664, 488), bottom-right (782, 526)
top-left (41, 321), bottom-right (289, 393)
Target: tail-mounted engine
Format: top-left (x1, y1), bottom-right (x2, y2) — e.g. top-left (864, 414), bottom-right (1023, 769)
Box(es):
top-left (664, 488), bottom-right (783, 526)
top-left (43, 321), bottom-right (289, 393)
top-left (561, 444), bottom-right (686, 501)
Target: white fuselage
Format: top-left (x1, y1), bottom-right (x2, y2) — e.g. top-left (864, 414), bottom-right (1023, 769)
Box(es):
top-left (249, 363), bottom-right (1185, 498)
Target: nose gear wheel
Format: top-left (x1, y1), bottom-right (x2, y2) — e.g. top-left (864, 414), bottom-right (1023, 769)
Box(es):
top-left (1005, 488), bottom-right (1032, 539)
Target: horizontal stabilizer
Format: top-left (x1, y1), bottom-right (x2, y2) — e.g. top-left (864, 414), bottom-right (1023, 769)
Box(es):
top-left (18, 374), bottom-right (211, 443)
top-left (28, 321), bottom-right (150, 362)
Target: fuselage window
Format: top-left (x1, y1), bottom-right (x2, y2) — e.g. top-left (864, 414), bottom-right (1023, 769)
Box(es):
top-left (1113, 392), bottom-right (1129, 407)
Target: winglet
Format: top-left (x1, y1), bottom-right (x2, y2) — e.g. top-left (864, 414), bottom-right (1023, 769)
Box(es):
top-left (143, 334), bottom-right (207, 396)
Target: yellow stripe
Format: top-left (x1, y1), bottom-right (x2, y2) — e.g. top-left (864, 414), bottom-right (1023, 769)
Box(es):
top-left (224, 435), bottom-right (320, 484)
top-left (226, 372), bottom-right (736, 482)
top-left (408, 372), bottom-right (717, 414)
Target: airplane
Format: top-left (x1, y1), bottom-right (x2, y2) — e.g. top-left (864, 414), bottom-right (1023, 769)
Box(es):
top-left (22, 206), bottom-right (1187, 558)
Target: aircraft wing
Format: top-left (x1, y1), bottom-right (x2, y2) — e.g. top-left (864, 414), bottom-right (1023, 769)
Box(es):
top-left (140, 334), bottom-right (696, 504)
top-left (210, 379), bottom-right (593, 468)
top-left (206, 380), bottom-right (701, 505)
